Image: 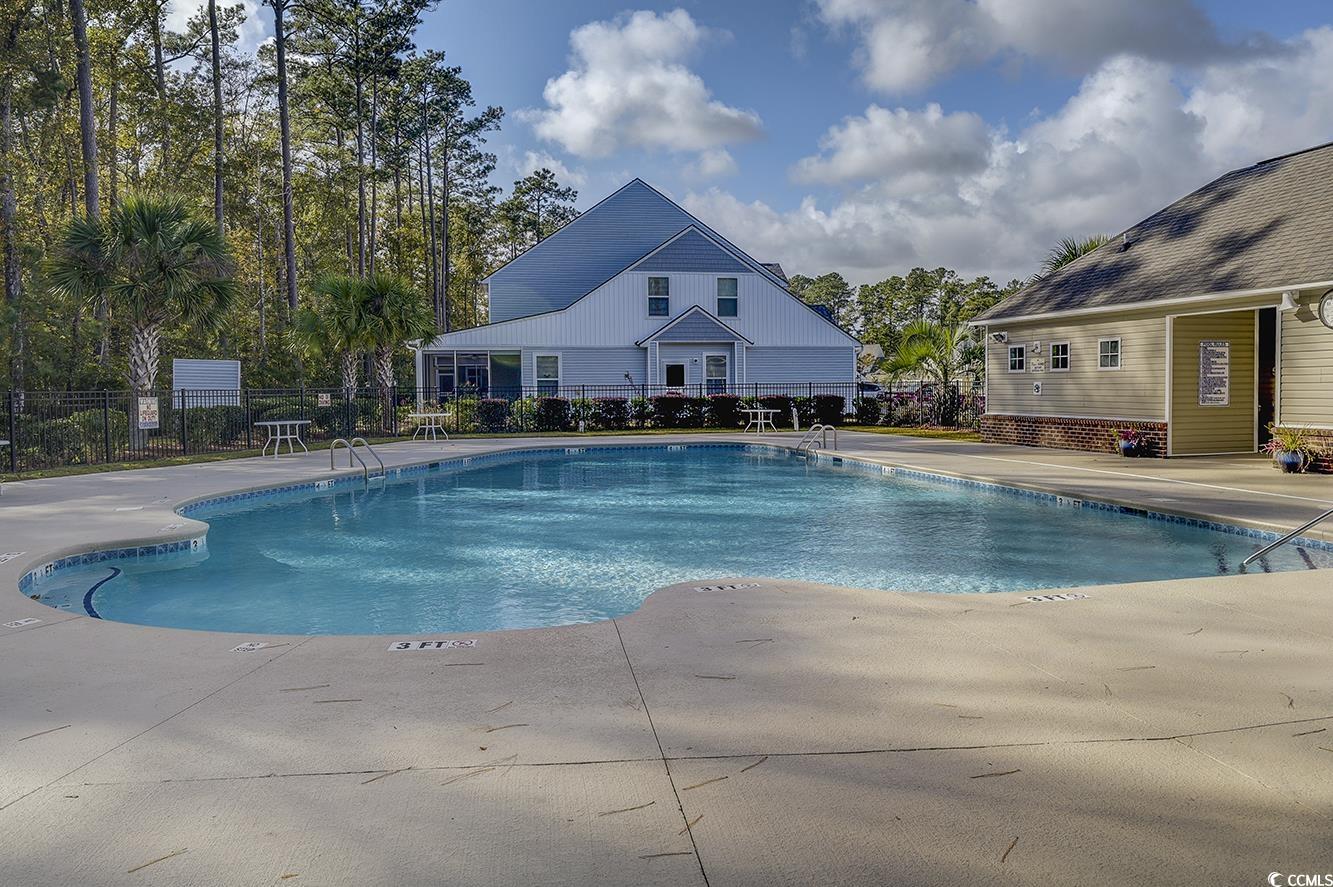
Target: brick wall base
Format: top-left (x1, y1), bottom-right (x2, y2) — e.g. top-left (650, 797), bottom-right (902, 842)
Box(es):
top-left (981, 414), bottom-right (1168, 458)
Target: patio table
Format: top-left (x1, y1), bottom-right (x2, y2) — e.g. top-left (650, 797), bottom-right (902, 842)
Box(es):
top-left (741, 408), bottom-right (779, 434)
top-left (408, 413), bottom-right (450, 441)
top-left (254, 420), bottom-right (310, 458)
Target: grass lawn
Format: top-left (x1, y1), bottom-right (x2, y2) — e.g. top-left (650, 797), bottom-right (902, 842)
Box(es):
top-left (841, 425), bottom-right (982, 442)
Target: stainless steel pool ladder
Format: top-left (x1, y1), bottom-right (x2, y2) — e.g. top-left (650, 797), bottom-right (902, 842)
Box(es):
top-left (795, 424), bottom-right (837, 453)
top-left (1241, 505), bottom-right (1333, 568)
top-left (330, 437), bottom-right (386, 486)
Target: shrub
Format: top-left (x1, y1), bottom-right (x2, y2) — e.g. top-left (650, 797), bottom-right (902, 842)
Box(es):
top-left (592, 397), bottom-right (630, 430)
top-left (812, 394), bottom-right (845, 425)
top-left (705, 393), bottom-right (742, 428)
top-left (854, 397), bottom-right (881, 425)
top-left (510, 396), bottom-right (539, 432)
top-left (889, 401), bottom-right (925, 427)
top-left (476, 398), bottom-right (509, 431)
top-left (650, 393), bottom-right (690, 428)
top-left (183, 405), bottom-right (245, 449)
top-left (683, 396), bottom-right (707, 428)
top-left (758, 395), bottom-right (794, 428)
top-left (628, 397), bottom-right (652, 428)
top-left (534, 396), bottom-right (571, 431)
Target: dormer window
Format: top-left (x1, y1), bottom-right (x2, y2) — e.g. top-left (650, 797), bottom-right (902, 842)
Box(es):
top-left (648, 277), bottom-right (670, 316)
top-left (716, 278), bottom-right (738, 317)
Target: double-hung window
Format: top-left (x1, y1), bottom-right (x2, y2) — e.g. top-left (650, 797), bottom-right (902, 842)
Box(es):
top-left (716, 278), bottom-right (738, 317)
top-left (648, 277), bottom-right (670, 316)
top-left (1049, 342), bottom-right (1070, 371)
top-left (1008, 345), bottom-right (1026, 372)
top-left (535, 354), bottom-right (560, 396)
top-left (1098, 338), bottom-right (1121, 369)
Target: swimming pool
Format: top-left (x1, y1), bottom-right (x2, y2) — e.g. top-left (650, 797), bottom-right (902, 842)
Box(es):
top-left (24, 445), bottom-right (1329, 634)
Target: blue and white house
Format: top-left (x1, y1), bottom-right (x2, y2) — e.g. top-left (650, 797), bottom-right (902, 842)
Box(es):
top-left (414, 179), bottom-right (860, 397)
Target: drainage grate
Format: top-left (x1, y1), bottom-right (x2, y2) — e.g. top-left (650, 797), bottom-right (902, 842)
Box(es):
top-left (693, 583), bottom-right (762, 593)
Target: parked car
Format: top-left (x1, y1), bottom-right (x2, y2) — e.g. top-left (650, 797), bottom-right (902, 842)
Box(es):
top-left (857, 380), bottom-right (884, 398)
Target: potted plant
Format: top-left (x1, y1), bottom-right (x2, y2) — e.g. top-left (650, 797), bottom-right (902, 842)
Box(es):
top-left (1113, 428), bottom-right (1141, 457)
top-left (1263, 424), bottom-right (1327, 473)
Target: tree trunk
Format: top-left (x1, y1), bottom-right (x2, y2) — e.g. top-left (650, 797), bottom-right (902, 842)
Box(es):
top-left (149, 6), bottom-right (168, 177)
top-left (128, 322), bottom-right (161, 393)
top-left (69, 0), bottom-right (97, 219)
top-left (208, 0), bottom-right (223, 230)
top-left (107, 75), bottom-right (119, 209)
top-left (421, 99), bottom-right (442, 331)
top-left (340, 351), bottom-right (359, 392)
top-left (374, 345), bottom-right (393, 390)
top-left (353, 31), bottom-right (365, 277)
top-left (2, 71), bottom-right (22, 390)
top-left (368, 77), bottom-right (378, 276)
top-left (272, 0), bottom-right (298, 311)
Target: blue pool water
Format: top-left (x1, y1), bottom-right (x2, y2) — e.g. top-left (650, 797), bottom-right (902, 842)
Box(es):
top-left (27, 446), bottom-right (1328, 634)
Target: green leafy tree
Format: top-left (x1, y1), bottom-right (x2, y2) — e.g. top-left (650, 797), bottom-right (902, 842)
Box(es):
top-left (45, 194), bottom-right (237, 395)
top-left (788, 272), bottom-right (854, 327)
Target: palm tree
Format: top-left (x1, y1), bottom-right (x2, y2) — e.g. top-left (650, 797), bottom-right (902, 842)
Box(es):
top-left (295, 275), bottom-right (376, 392)
top-left (885, 320), bottom-right (978, 390)
top-left (1031, 234), bottom-right (1112, 282)
top-left (885, 320), bottom-right (982, 425)
top-left (46, 194), bottom-right (237, 395)
top-left (364, 273), bottom-right (434, 390)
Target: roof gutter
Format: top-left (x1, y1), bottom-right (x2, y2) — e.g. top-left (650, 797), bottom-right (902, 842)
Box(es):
top-left (969, 279), bottom-right (1333, 326)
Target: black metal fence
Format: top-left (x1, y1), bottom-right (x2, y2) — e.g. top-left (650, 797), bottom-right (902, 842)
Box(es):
top-left (0, 382), bottom-right (982, 474)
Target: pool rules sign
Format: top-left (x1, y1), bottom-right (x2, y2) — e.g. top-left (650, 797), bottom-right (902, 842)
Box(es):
top-left (1198, 340), bottom-right (1230, 406)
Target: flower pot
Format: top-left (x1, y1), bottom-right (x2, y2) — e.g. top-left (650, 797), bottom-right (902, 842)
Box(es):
top-left (1117, 440), bottom-right (1137, 457)
top-left (1274, 450), bottom-right (1306, 473)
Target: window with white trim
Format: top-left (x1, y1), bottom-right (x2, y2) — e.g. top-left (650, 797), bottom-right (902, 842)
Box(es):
top-left (1098, 338), bottom-right (1121, 369)
top-left (535, 354), bottom-right (560, 395)
top-left (647, 277), bottom-right (670, 316)
top-left (716, 278), bottom-right (738, 317)
top-left (1050, 341), bottom-right (1070, 371)
top-left (1008, 345), bottom-right (1026, 372)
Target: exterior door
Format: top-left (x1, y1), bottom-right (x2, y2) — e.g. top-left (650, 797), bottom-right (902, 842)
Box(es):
top-left (665, 363), bottom-right (686, 387)
top-left (705, 354), bottom-right (728, 394)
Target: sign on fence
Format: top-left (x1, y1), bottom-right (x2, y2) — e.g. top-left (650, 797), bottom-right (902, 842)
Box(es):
top-left (317, 393), bottom-right (332, 407)
top-left (136, 396), bottom-right (160, 430)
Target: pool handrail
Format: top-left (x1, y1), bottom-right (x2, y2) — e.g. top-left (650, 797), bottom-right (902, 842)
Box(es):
top-left (330, 438), bottom-right (370, 484)
top-left (1241, 505), bottom-right (1333, 568)
top-left (349, 437), bottom-right (385, 480)
top-left (795, 424), bottom-right (837, 452)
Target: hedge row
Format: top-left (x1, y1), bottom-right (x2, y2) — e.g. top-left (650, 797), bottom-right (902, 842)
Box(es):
top-left (412, 392), bottom-right (849, 433)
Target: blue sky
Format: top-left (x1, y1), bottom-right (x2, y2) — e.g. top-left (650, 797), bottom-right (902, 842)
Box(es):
top-left (209, 0), bottom-right (1333, 283)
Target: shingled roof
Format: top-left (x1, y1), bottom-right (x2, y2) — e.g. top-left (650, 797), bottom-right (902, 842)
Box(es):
top-left (972, 142), bottom-right (1333, 323)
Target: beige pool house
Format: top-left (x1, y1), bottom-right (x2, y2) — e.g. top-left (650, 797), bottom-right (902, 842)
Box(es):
top-left (971, 141), bottom-right (1333, 467)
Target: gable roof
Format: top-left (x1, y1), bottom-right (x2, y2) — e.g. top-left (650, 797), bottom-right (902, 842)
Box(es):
top-left (636, 305), bottom-right (753, 346)
top-left (972, 141), bottom-right (1333, 323)
top-left (484, 178), bottom-right (788, 322)
top-left (631, 228), bottom-right (751, 273)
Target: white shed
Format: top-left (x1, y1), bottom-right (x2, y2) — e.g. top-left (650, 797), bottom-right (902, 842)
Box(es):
top-left (172, 359), bottom-right (241, 407)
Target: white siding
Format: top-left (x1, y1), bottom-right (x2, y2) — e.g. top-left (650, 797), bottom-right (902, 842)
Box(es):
top-left (744, 347), bottom-right (856, 382)
top-left (423, 271), bottom-right (856, 350)
top-left (171, 359), bottom-right (241, 407)
top-left (1279, 294), bottom-right (1333, 428)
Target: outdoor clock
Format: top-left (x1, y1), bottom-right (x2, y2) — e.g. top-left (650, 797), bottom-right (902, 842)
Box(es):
top-left (1320, 288), bottom-right (1333, 330)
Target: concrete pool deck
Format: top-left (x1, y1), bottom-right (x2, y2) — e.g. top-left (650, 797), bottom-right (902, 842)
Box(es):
top-left (1, 432), bottom-right (1330, 885)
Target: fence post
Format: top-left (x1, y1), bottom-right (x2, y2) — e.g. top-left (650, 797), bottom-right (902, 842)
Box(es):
top-left (245, 389), bottom-right (253, 449)
top-left (6, 390), bottom-right (16, 473)
top-left (102, 390), bottom-right (112, 463)
top-left (179, 390), bottom-right (189, 455)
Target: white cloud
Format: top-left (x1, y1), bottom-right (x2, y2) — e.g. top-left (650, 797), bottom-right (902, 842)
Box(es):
top-left (815, 0), bottom-right (1266, 93)
top-left (166, 0), bottom-right (270, 56)
top-left (517, 150), bottom-right (587, 188)
top-left (683, 148), bottom-right (738, 181)
top-left (523, 9), bottom-right (763, 173)
top-left (791, 103), bottom-right (991, 190)
top-left (685, 36), bottom-right (1331, 285)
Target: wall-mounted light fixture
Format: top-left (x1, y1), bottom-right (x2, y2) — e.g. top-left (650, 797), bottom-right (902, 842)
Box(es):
top-left (990, 331), bottom-right (1008, 343)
